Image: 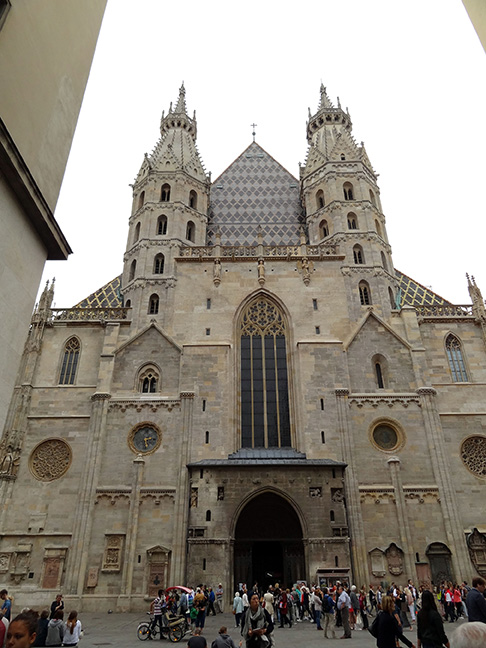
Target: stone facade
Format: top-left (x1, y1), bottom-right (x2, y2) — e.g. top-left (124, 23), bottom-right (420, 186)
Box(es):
top-left (1, 84), bottom-right (485, 611)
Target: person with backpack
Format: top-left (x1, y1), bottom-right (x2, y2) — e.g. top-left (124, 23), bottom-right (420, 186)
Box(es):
top-left (322, 587), bottom-right (336, 639)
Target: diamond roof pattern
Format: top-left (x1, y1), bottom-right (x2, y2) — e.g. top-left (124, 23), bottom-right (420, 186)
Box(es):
top-left (208, 141), bottom-right (304, 246)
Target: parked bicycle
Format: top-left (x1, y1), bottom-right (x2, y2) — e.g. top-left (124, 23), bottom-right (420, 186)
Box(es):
top-left (137, 612), bottom-right (187, 642)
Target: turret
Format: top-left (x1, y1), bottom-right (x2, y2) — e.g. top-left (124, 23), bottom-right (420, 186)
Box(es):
top-left (121, 84), bottom-right (210, 324)
top-left (301, 85), bottom-right (398, 316)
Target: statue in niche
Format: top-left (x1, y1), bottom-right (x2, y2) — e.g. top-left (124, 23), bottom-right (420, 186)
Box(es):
top-left (213, 259), bottom-right (221, 286)
top-left (0, 445), bottom-right (19, 476)
top-left (257, 259), bottom-right (265, 286)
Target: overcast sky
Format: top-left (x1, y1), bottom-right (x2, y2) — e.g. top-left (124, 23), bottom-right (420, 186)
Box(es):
top-left (41, 0), bottom-right (486, 308)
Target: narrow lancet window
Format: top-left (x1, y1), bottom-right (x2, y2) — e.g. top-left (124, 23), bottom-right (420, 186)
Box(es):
top-left (446, 334), bottom-right (468, 382)
top-left (59, 337), bottom-right (80, 385)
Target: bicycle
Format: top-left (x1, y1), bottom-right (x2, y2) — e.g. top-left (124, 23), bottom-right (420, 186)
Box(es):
top-left (137, 612), bottom-right (185, 643)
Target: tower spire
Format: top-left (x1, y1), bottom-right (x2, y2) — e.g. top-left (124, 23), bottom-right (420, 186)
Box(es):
top-left (173, 82), bottom-right (187, 114)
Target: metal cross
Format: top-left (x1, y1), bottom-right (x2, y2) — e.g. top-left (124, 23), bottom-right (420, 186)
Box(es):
top-left (250, 123), bottom-right (257, 142)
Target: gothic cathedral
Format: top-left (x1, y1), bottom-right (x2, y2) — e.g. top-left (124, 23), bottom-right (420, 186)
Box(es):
top-left (1, 84), bottom-right (485, 611)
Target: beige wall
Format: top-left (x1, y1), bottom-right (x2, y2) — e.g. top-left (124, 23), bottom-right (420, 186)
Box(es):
top-left (0, 0), bottom-right (106, 434)
top-left (0, 0), bottom-right (107, 209)
top-left (463, 0), bottom-right (486, 53)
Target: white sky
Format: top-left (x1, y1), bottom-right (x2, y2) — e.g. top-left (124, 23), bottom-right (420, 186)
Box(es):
top-left (41, 0), bottom-right (486, 308)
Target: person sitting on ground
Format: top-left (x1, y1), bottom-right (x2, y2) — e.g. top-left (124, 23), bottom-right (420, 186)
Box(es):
top-left (450, 621), bottom-right (486, 648)
top-left (6, 610), bottom-right (38, 648)
top-left (33, 610), bottom-right (49, 647)
top-left (210, 626), bottom-right (237, 648)
top-left (45, 611), bottom-right (64, 647)
top-left (187, 627), bottom-right (207, 648)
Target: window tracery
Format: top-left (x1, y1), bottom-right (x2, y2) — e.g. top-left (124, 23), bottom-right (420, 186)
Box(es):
top-left (59, 337), bottom-right (80, 385)
top-left (445, 334), bottom-right (468, 382)
top-left (240, 297), bottom-right (291, 449)
top-left (460, 436), bottom-right (486, 478)
top-left (138, 365), bottom-right (159, 393)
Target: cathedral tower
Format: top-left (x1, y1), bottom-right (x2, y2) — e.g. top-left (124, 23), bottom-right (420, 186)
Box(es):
top-left (122, 84), bottom-right (210, 328)
top-left (300, 85), bottom-right (398, 317)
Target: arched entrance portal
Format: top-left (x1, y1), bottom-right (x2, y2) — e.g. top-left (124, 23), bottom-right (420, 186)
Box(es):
top-left (234, 492), bottom-right (305, 590)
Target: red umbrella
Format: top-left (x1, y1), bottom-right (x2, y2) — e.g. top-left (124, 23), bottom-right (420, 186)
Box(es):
top-left (166, 586), bottom-right (192, 594)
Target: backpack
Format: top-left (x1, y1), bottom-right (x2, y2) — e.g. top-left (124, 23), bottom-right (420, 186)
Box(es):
top-left (322, 595), bottom-right (333, 613)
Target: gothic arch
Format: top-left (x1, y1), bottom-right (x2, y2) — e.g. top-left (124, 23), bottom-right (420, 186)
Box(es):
top-left (233, 290), bottom-right (296, 451)
top-left (230, 486), bottom-right (308, 538)
top-left (231, 488), bottom-right (307, 590)
top-left (444, 332), bottom-right (469, 382)
top-left (58, 336), bottom-right (81, 385)
top-left (135, 362), bottom-right (162, 393)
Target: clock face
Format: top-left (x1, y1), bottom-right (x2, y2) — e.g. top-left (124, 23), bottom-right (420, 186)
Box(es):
top-left (128, 424), bottom-right (161, 455)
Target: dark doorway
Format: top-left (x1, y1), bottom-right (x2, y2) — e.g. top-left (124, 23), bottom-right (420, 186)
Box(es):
top-left (234, 492), bottom-right (305, 591)
top-left (426, 542), bottom-right (453, 585)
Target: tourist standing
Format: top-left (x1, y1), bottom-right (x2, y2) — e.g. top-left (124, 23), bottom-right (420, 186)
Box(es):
top-left (337, 584), bottom-right (352, 639)
top-left (465, 577), bottom-right (486, 623)
top-left (374, 595), bottom-right (416, 648)
top-left (416, 589), bottom-right (449, 648)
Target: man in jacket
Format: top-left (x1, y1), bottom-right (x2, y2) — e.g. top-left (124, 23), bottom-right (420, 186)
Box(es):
top-left (466, 577), bottom-right (486, 623)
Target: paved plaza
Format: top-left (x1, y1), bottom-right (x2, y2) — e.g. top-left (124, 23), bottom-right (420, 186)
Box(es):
top-left (77, 610), bottom-right (466, 648)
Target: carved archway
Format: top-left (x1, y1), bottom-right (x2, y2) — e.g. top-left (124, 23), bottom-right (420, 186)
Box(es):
top-left (233, 491), bottom-right (304, 590)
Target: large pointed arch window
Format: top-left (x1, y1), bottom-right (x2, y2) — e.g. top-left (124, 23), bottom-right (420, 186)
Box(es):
top-left (240, 297), bottom-right (291, 448)
top-left (445, 334), bottom-right (468, 382)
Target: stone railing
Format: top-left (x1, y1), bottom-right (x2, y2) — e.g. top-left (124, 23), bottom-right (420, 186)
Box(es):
top-left (416, 304), bottom-right (473, 318)
top-left (49, 307), bottom-right (130, 322)
top-left (178, 242), bottom-right (340, 259)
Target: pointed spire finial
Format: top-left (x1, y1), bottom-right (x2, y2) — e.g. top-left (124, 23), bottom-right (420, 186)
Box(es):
top-left (318, 84), bottom-right (334, 110)
top-left (174, 82), bottom-right (187, 114)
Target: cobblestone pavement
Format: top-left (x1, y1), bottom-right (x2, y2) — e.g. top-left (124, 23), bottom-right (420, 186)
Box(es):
top-left (78, 610), bottom-right (465, 648)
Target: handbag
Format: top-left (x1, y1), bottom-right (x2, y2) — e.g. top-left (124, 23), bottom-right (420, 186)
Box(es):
top-left (368, 612), bottom-right (380, 638)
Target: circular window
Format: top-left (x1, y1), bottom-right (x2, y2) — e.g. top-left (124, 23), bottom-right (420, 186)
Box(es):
top-left (369, 420), bottom-right (404, 453)
top-left (128, 422), bottom-right (161, 455)
top-left (29, 439), bottom-right (72, 482)
top-left (460, 435), bottom-right (486, 479)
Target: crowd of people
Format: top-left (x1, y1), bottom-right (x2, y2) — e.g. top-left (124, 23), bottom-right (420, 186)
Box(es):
top-left (0, 591), bottom-right (82, 648)
top-left (153, 576), bottom-right (486, 647)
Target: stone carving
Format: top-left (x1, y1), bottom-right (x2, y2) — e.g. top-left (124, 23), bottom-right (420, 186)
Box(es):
top-left (309, 487), bottom-right (322, 497)
top-left (213, 259), bottom-right (222, 286)
top-left (102, 535), bottom-right (124, 571)
top-left (386, 543), bottom-right (404, 576)
top-left (109, 399), bottom-right (179, 413)
top-left (0, 553), bottom-right (11, 573)
top-left (87, 567), bottom-right (99, 588)
top-left (257, 259), bottom-right (265, 286)
top-left (349, 394), bottom-right (420, 408)
top-left (460, 436), bottom-right (486, 479)
top-left (369, 547), bottom-right (386, 578)
top-left (217, 486), bottom-right (224, 501)
top-left (190, 487), bottom-right (198, 508)
top-left (467, 528), bottom-right (486, 577)
top-left (331, 488), bottom-right (344, 503)
top-left (42, 557), bottom-right (61, 589)
top-left (51, 307), bottom-right (129, 321)
top-left (0, 445), bottom-right (20, 478)
top-left (29, 439), bottom-right (72, 482)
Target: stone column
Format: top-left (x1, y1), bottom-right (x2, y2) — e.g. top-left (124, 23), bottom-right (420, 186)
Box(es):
top-left (64, 392), bottom-right (111, 596)
top-left (171, 391), bottom-right (194, 584)
top-left (335, 388), bottom-right (369, 586)
top-left (118, 453), bottom-right (144, 609)
top-left (417, 387), bottom-right (471, 580)
top-left (387, 456), bottom-right (415, 578)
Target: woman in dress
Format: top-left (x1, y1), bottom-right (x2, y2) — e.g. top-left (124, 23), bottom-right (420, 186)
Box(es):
top-left (373, 595), bottom-right (416, 648)
top-left (416, 590), bottom-right (450, 648)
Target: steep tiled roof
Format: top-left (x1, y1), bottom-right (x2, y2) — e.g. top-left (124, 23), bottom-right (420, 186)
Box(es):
top-left (73, 276), bottom-right (122, 308)
top-left (208, 142), bottom-right (304, 246)
top-left (395, 270), bottom-right (453, 308)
